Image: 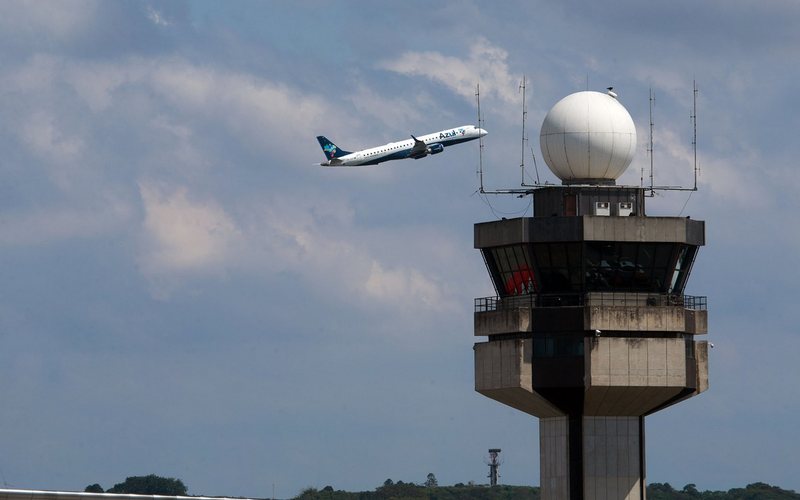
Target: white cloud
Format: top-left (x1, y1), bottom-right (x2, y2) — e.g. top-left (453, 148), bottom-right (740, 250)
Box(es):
top-left (18, 109), bottom-right (88, 191)
top-left (21, 110), bottom-right (84, 161)
top-left (138, 183), bottom-right (241, 274)
top-left (63, 59), bottom-right (143, 113)
top-left (57, 56), bottom-right (348, 153)
top-left (348, 83), bottom-right (430, 134)
top-left (380, 37), bottom-right (519, 108)
top-left (146, 61), bottom-right (338, 149)
top-left (146, 5), bottom-right (170, 27)
top-left (630, 64), bottom-right (692, 101)
top-left (364, 261), bottom-right (446, 308)
top-left (238, 194), bottom-right (459, 315)
top-left (4, 54), bottom-right (59, 93)
top-left (647, 125), bottom-right (769, 209)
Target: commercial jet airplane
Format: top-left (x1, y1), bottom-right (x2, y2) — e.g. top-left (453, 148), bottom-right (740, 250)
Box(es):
top-left (316, 125), bottom-right (487, 166)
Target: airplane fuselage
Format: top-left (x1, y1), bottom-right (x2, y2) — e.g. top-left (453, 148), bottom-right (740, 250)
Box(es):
top-left (317, 125), bottom-right (486, 166)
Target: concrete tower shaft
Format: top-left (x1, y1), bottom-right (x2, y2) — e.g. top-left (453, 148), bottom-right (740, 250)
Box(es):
top-left (473, 186), bottom-right (708, 500)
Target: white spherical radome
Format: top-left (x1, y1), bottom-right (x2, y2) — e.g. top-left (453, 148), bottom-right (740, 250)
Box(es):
top-left (539, 91), bottom-right (637, 184)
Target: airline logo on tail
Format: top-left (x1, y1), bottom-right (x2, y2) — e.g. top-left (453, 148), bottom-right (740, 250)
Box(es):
top-left (323, 143), bottom-right (337, 159)
top-left (316, 136), bottom-right (352, 164)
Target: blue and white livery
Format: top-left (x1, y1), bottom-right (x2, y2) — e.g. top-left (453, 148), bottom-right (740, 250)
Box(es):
top-left (316, 125), bottom-right (487, 166)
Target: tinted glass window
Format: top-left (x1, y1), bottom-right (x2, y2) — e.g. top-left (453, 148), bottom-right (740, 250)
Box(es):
top-left (531, 243), bottom-right (582, 293)
top-left (489, 241), bottom-right (699, 295)
top-left (533, 336), bottom-right (584, 357)
top-left (486, 245), bottom-right (535, 296)
top-left (583, 242), bottom-right (684, 292)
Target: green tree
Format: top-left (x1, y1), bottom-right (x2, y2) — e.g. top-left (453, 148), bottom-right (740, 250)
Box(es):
top-left (681, 483), bottom-right (699, 497)
top-left (375, 479), bottom-right (425, 499)
top-left (106, 474), bottom-right (188, 496)
top-left (294, 487), bottom-right (318, 499)
top-left (424, 473), bottom-right (438, 488)
top-left (84, 484), bottom-right (104, 493)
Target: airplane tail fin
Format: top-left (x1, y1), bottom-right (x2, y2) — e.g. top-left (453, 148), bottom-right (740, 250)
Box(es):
top-left (316, 136), bottom-right (352, 160)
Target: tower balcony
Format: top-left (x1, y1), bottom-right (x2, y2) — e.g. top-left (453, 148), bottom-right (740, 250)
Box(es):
top-left (474, 292), bottom-right (707, 336)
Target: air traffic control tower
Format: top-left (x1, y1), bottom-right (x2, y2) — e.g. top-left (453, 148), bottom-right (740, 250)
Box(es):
top-left (473, 90), bottom-right (708, 500)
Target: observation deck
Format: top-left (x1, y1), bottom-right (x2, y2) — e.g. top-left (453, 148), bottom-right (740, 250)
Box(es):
top-left (474, 292), bottom-right (708, 336)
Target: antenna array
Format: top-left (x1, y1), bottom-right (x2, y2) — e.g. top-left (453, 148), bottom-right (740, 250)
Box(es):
top-left (476, 76), bottom-right (544, 197)
top-left (647, 79), bottom-right (699, 192)
top-left (475, 78), bottom-right (701, 197)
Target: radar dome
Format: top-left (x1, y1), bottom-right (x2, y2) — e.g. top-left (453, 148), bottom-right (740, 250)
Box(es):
top-left (539, 91), bottom-right (637, 184)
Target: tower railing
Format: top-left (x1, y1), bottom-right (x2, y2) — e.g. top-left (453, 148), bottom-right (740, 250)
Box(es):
top-left (475, 292), bottom-right (707, 312)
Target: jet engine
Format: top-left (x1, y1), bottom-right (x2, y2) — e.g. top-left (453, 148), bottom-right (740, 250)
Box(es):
top-left (410, 141), bottom-right (445, 159)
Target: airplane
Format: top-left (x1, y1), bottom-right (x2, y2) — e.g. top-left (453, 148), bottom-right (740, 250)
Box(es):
top-left (316, 125), bottom-right (487, 166)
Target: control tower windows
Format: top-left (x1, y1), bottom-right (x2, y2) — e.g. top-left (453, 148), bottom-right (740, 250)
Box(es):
top-left (481, 241), bottom-right (700, 297)
top-left (584, 242), bottom-right (673, 292)
top-left (486, 245), bottom-right (535, 296)
top-left (533, 243), bottom-right (582, 292)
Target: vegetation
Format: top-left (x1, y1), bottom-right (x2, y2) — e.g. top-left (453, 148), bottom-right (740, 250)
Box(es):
top-left (423, 474), bottom-right (438, 489)
top-left (293, 481), bottom-right (537, 500)
top-left (81, 473), bottom-right (800, 499)
top-left (647, 482), bottom-right (800, 500)
top-left (292, 480), bottom-right (800, 500)
top-left (84, 475), bottom-right (188, 496)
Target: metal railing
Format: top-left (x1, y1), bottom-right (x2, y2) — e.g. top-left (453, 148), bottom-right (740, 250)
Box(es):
top-left (682, 295), bottom-right (707, 310)
top-left (475, 292), bottom-right (707, 313)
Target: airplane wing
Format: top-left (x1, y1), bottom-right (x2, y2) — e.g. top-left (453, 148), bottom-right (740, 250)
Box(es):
top-left (409, 135), bottom-right (427, 159)
top-left (318, 157), bottom-right (345, 167)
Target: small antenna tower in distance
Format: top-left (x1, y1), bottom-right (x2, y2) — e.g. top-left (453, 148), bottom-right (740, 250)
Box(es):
top-left (486, 448), bottom-right (502, 486)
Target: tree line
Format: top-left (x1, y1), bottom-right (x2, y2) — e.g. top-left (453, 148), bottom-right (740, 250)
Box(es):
top-left (84, 475), bottom-right (187, 496)
top-left (292, 479), bottom-right (800, 500)
top-left (84, 474), bottom-right (800, 499)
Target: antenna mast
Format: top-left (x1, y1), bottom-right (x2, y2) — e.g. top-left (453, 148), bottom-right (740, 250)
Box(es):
top-left (691, 79), bottom-right (698, 190)
top-left (487, 449), bottom-right (502, 487)
top-left (647, 88), bottom-right (655, 196)
top-left (639, 81), bottom-right (699, 193)
top-left (475, 77), bottom-right (541, 197)
top-left (520, 75), bottom-right (527, 186)
top-left (476, 83), bottom-right (485, 193)
top-left (520, 75), bottom-right (541, 187)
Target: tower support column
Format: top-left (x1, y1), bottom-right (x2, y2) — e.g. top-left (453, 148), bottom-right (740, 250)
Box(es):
top-left (541, 416), bottom-right (645, 500)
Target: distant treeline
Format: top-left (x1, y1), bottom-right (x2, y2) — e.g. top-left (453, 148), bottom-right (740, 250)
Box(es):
top-left (292, 481), bottom-right (800, 500)
top-left (85, 475), bottom-right (187, 496)
top-left (84, 474), bottom-right (800, 500)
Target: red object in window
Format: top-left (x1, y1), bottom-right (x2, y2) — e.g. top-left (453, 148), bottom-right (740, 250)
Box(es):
top-left (505, 266), bottom-right (536, 295)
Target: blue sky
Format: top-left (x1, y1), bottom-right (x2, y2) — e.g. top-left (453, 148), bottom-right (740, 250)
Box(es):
top-left (1, 1), bottom-right (798, 497)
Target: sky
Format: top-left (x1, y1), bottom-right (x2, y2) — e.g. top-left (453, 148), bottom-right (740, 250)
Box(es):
top-left (1, 0), bottom-right (799, 498)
